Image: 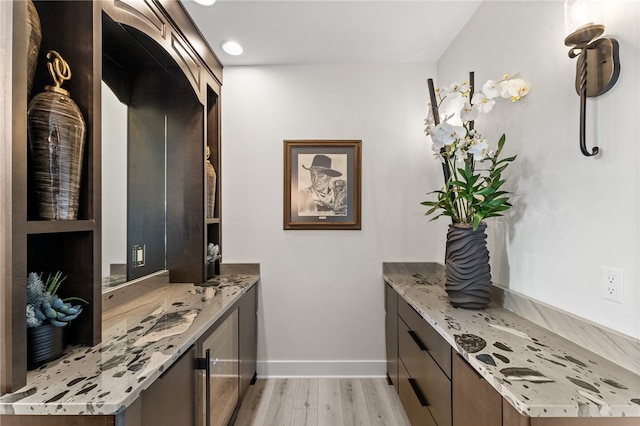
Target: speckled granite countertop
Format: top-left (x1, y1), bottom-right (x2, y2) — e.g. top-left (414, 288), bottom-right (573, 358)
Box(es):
top-left (0, 274), bottom-right (258, 415)
top-left (384, 263), bottom-right (640, 418)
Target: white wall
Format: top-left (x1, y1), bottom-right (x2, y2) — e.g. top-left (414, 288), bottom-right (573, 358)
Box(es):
top-left (437, 0), bottom-right (639, 338)
top-left (221, 64), bottom-right (440, 376)
top-left (222, 1), bottom-right (639, 377)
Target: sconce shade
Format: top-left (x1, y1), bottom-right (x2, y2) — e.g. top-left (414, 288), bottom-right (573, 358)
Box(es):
top-left (564, 24), bottom-right (604, 47)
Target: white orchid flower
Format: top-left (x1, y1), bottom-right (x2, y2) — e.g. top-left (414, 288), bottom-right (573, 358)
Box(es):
top-left (471, 92), bottom-right (496, 113)
top-left (467, 137), bottom-right (490, 160)
top-left (431, 144), bottom-right (445, 162)
top-left (424, 124), bottom-right (435, 137)
top-left (507, 78), bottom-right (530, 101)
top-left (458, 80), bottom-right (471, 97)
top-left (433, 121), bottom-right (465, 148)
top-left (423, 113), bottom-right (437, 136)
top-left (454, 142), bottom-right (469, 162)
top-left (445, 82), bottom-right (466, 100)
top-left (460, 102), bottom-right (478, 122)
top-left (448, 81), bottom-right (461, 93)
top-left (499, 78), bottom-right (529, 102)
top-left (481, 80), bottom-right (501, 99)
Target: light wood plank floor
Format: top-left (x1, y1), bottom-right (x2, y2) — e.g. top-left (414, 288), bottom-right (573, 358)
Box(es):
top-left (233, 378), bottom-right (411, 426)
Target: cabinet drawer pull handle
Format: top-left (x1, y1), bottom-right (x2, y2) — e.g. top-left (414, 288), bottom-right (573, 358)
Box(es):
top-left (408, 378), bottom-right (429, 407)
top-left (195, 357), bottom-right (207, 370)
top-left (408, 330), bottom-right (428, 352)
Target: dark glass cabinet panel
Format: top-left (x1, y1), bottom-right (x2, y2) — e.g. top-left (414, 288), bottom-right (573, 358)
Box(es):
top-left (199, 308), bottom-right (239, 426)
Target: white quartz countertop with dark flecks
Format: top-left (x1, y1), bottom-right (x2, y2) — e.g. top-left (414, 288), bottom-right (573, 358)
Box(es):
top-left (384, 263), bottom-right (640, 418)
top-left (0, 275), bottom-right (258, 416)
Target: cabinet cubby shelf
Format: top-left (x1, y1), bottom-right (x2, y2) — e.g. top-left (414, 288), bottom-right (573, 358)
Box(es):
top-left (205, 218), bottom-right (220, 225)
top-left (26, 220), bottom-right (96, 235)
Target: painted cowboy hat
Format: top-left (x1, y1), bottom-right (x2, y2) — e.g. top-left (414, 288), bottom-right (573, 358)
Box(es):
top-left (302, 154), bottom-right (342, 177)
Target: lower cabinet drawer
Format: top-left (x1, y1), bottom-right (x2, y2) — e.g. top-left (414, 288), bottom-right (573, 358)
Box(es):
top-left (398, 296), bottom-right (451, 378)
top-left (399, 318), bottom-right (452, 426)
top-left (399, 359), bottom-right (437, 426)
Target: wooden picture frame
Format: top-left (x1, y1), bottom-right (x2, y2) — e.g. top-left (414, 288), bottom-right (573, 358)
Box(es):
top-left (284, 140), bottom-right (362, 230)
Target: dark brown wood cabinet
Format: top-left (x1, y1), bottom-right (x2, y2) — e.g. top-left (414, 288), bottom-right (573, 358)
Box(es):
top-left (385, 283), bottom-right (399, 391)
top-left (397, 296), bottom-right (452, 426)
top-left (2, 0), bottom-right (223, 394)
top-left (239, 283), bottom-right (258, 398)
top-left (452, 353), bottom-right (501, 426)
top-left (141, 345), bottom-right (197, 426)
top-left (3, 0), bottom-right (102, 392)
top-left (398, 359), bottom-right (437, 426)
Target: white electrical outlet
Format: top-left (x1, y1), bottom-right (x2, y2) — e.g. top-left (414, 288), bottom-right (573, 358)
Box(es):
top-left (601, 267), bottom-right (624, 304)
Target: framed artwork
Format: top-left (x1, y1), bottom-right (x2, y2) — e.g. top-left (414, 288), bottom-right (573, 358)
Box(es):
top-left (284, 140), bottom-right (362, 230)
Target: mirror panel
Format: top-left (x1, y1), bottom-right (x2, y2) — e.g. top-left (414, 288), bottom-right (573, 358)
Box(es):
top-left (101, 13), bottom-right (173, 290)
top-left (101, 81), bottom-right (127, 289)
top-left (101, 8), bottom-right (209, 291)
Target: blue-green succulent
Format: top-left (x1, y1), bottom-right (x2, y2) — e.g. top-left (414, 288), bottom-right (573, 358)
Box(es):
top-left (26, 271), bottom-right (87, 328)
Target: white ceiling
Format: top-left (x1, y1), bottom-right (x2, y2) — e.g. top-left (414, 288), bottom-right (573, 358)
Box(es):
top-left (181, 0), bottom-right (483, 66)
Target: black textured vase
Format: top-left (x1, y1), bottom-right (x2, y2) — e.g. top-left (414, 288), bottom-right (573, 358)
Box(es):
top-left (27, 324), bottom-right (65, 370)
top-left (445, 223), bottom-right (492, 309)
top-left (27, 52), bottom-right (86, 220)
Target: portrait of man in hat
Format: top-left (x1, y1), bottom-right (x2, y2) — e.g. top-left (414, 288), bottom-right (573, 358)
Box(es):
top-left (297, 154), bottom-right (348, 216)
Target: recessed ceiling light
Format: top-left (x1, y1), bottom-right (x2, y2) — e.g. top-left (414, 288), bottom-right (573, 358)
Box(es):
top-left (193, 0), bottom-right (216, 5)
top-left (221, 41), bottom-right (243, 56)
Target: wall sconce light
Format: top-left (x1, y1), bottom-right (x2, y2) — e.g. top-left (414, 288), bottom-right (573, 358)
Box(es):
top-left (564, 1), bottom-right (620, 157)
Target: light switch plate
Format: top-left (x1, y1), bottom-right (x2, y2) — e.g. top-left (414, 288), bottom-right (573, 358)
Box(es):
top-left (132, 244), bottom-right (145, 268)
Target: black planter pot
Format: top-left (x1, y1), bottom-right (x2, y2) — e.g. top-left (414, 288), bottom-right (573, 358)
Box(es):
top-left (27, 324), bottom-right (65, 370)
top-left (445, 223), bottom-right (492, 309)
top-left (207, 259), bottom-right (221, 279)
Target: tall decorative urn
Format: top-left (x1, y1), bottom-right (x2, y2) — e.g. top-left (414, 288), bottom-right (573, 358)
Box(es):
top-left (27, 51), bottom-right (86, 220)
top-left (206, 146), bottom-right (217, 218)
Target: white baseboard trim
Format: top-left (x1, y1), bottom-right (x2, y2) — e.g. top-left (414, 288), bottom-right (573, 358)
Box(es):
top-left (257, 360), bottom-right (387, 378)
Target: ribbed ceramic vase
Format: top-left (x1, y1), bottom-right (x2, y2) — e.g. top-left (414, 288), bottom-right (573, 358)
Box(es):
top-left (445, 223), bottom-right (492, 309)
top-left (27, 324), bottom-right (65, 370)
top-left (27, 56), bottom-right (86, 220)
top-left (26, 0), bottom-right (42, 98)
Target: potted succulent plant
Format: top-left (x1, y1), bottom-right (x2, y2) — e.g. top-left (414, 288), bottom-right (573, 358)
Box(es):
top-left (26, 271), bottom-right (86, 368)
top-left (207, 243), bottom-right (221, 277)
